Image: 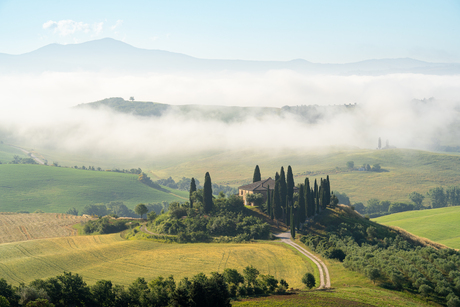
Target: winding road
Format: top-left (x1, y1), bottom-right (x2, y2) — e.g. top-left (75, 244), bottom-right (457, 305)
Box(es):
top-left (276, 232), bottom-right (331, 289)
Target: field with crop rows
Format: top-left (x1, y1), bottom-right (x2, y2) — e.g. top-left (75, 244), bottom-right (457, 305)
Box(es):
top-left (0, 234), bottom-right (316, 288)
top-left (373, 206), bottom-right (460, 249)
top-left (0, 213), bottom-right (92, 244)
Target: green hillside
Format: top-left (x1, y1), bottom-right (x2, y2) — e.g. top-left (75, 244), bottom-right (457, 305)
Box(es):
top-left (0, 164), bottom-right (188, 213)
top-left (152, 148), bottom-right (460, 205)
top-left (8, 144), bottom-right (460, 207)
top-left (0, 143), bottom-right (28, 163)
top-left (373, 206), bottom-right (460, 249)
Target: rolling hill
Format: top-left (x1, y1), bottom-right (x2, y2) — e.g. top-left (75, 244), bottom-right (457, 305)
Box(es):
top-left (373, 206), bottom-right (460, 249)
top-left (0, 164), bottom-right (188, 213)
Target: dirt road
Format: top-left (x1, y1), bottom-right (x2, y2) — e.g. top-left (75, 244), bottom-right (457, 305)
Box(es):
top-left (276, 232), bottom-right (331, 289)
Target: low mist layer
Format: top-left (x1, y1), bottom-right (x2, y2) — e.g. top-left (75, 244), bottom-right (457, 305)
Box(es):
top-left (1, 70), bottom-right (459, 163)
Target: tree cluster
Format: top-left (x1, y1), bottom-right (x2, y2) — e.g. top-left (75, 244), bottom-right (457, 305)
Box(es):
top-left (138, 173), bottom-right (169, 193)
top-left (300, 211), bottom-right (460, 306)
top-left (9, 155), bottom-right (37, 165)
top-left (262, 165), bottom-right (335, 235)
top-left (149, 195), bottom-right (270, 243)
top-left (78, 201), bottom-right (168, 218)
top-left (82, 217), bottom-right (129, 235)
top-left (0, 267), bottom-right (293, 307)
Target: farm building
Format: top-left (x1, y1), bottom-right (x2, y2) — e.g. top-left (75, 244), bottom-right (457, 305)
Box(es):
top-left (238, 178), bottom-right (299, 206)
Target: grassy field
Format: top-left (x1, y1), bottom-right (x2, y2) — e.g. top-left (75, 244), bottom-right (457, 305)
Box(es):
top-left (0, 234), bottom-right (316, 288)
top-left (0, 164), bottom-right (188, 213)
top-left (151, 148), bottom-right (460, 205)
top-left (0, 213), bottom-right (92, 243)
top-left (0, 143), bottom-right (28, 163)
top-left (13, 144), bottom-right (460, 206)
top-left (373, 206), bottom-right (460, 249)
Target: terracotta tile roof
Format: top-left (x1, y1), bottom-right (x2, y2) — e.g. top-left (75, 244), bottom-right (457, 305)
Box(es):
top-left (239, 177), bottom-right (300, 192)
top-left (238, 178), bottom-right (275, 191)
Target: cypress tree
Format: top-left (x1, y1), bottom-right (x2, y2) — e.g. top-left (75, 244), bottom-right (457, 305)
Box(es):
top-left (275, 172), bottom-right (280, 181)
top-left (279, 167), bottom-right (287, 217)
top-left (314, 179), bottom-right (319, 214)
top-left (266, 185), bottom-right (271, 218)
top-left (285, 195), bottom-right (290, 225)
top-left (305, 178), bottom-right (312, 218)
top-left (253, 165), bottom-right (261, 182)
top-left (298, 184), bottom-right (305, 227)
top-left (270, 189), bottom-right (275, 220)
top-left (274, 180), bottom-right (282, 219)
top-left (290, 206), bottom-right (295, 239)
top-left (189, 177), bottom-right (196, 208)
top-left (203, 172), bottom-right (213, 214)
top-left (326, 175), bottom-right (331, 206)
top-left (286, 166), bottom-right (294, 204)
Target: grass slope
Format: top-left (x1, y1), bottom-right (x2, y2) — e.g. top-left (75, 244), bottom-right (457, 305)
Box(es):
top-left (373, 206), bottom-right (460, 249)
top-left (0, 143), bottom-right (27, 163)
top-left (0, 234), bottom-right (315, 288)
top-left (11, 144), bottom-right (460, 206)
top-left (153, 148), bottom-right (460, 205)
top-left (0, 164), bottom-right (187, 213)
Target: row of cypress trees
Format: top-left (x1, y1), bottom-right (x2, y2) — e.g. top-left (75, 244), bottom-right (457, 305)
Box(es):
top-left (254, 165), bottom-right (336, 233)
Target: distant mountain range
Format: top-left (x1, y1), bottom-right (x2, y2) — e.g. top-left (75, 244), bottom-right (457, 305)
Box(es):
top-left (1, 38), bottom-right (459, 75)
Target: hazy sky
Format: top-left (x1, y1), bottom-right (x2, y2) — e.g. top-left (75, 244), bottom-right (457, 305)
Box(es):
top-left (1, 0), bottom-right (459, 63)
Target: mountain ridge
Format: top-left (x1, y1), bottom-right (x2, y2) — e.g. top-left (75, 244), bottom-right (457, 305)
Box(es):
top-left (1, 37), bottom-right (459, 75)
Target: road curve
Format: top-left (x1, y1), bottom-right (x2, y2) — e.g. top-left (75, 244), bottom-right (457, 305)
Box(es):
top-left (276, 232), bottom-right (331, 289)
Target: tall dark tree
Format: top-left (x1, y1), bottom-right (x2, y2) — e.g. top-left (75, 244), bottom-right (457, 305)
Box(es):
top-left (290, 207), bottom-right (295, 239)
top-left (286, 166), bottom-right (294, 204)
top-left (279, 167), bottom-right (287, 219)
top-left (253, 165), bottom-right (261, 183)
top-left (273, 180), bottom-right (282, 220)
top-left (275, 172), bottom-right (280, 181)
top-left (314, 179), bottom-right (319, 214)
top-left (304, 178), bottom-right (312, 218)
top-left (298, 184), bottom-right (305, 227)
top-left (285, 195), bottom-right (290, 225)
top-left (203, 172), bottom-right (213, 214)
top-left (189, 178), bottom-right (197, 208)
top-left (266, 185), bottom-right (271, 219)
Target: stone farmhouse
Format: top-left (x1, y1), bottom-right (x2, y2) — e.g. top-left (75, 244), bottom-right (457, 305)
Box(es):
top-left (238, 178), bottom-right (299, 206)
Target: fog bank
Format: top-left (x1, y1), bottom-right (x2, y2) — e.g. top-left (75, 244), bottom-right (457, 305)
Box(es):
top-left (0, 70), bottom-right (459, 161)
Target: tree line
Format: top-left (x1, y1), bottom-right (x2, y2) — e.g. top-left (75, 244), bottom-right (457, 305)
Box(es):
top-left (157, 177), bottom-right (238, 196)
top-left (353, 186), bottom-right (460, 218)
top-left (0, 265), bottom-right (301, 307)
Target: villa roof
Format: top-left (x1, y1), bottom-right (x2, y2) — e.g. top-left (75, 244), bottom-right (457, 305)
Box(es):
top-left (238, 178), bottom-right (276, 192)
top-left (239, 177), bottom-right (301, 193)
